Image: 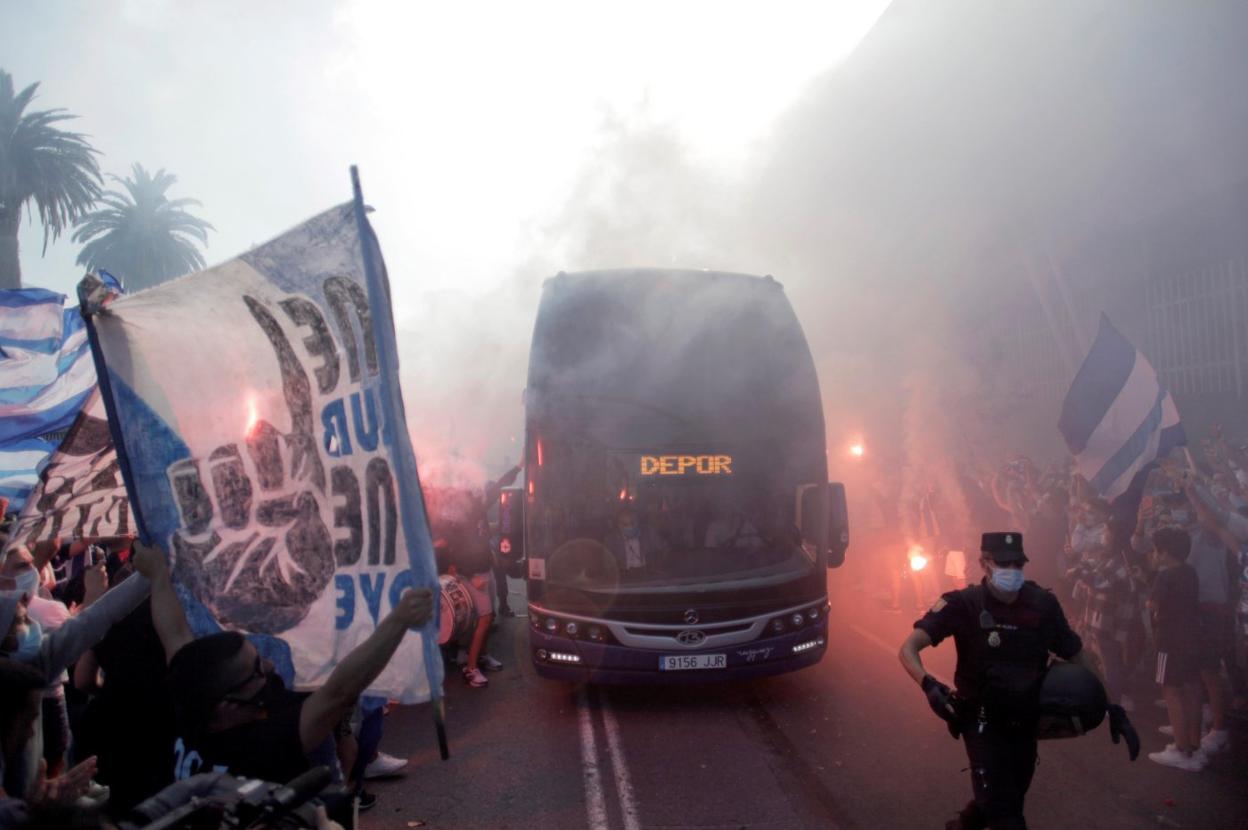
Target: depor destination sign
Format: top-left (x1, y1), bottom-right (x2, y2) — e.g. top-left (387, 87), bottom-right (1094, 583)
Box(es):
top-left (639, 454), bottom-right (733, 476)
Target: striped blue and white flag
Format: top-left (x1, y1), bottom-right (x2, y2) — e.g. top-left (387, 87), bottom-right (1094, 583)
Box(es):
top-left (1058, 314), bottom-right (1186, 502)
top-left (0, 287), bottom-right (97, 508)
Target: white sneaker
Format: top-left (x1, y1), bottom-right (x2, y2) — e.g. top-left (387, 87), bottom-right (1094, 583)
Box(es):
top-left (1162, 742), bottom-right (1210, 766)
top-left (363, 751), bottom-right (409, 779)
top-left (1148, 746), bottom-right (1204, 771)
top-left (479, 654), bottom-right (504, 672)
top-left (1158, 725), bottom-right (1174, 737)
top-left (1200, 729), bottom-right (1230, 754)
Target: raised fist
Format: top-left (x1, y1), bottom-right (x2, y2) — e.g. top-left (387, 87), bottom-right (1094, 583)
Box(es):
top-left (391, 587), bottom-right (434, 629)
top-left (169, 419), bottom-right (335, 634)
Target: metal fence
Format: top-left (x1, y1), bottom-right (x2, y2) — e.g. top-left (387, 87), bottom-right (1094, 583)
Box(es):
top-left (979, 256), bottom-right (1248, 422)
top-left (1144, 257), bottom-right (1248, 398)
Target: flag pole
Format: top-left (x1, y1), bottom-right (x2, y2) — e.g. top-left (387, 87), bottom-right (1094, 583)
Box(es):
top-left (77, 276), bottom-right (152, 545)
top-left (349, 166), bottom-right (449, 760)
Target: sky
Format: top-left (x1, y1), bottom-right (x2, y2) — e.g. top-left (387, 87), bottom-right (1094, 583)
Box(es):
top-left (2, 0), bottom-right (891, 480)
top-left (3, 0), bottom-right (890, 301)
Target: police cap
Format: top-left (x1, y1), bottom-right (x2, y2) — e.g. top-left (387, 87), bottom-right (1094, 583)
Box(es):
top-left (981, 531), bottom-right (1028, 564)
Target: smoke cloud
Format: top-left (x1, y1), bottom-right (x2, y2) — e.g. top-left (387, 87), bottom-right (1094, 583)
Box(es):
top-left (403, 0), bottom-right (1248, 528)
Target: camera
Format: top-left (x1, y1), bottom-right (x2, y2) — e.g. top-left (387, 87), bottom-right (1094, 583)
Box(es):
top-left (122, 766), bottom-right (350, 830)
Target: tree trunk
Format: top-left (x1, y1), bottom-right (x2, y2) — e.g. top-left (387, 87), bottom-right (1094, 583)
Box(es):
top-left (0, 209), bottom-right (21, 289)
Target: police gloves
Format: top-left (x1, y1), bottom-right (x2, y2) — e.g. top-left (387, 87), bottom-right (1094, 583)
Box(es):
top-left (1107, 704), bottom-right (1140, 761)
top-left (921, 674), bottom-right (958, 731)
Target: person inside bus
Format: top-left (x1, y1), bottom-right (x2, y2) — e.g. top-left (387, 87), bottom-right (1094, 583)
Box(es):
top-left (605, 507), bottom-right (668, 580)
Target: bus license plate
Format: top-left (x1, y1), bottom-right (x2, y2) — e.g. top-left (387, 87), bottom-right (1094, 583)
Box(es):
top-left (660, 654), bottom-right (726, 671)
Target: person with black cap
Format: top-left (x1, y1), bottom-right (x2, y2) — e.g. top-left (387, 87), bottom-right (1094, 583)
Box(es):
top-left (898, 531), bottom-right (1140, 829)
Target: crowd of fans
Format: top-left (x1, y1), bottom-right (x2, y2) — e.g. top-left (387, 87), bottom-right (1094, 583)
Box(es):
top-left (0, 516), bottom-right (463, 828)
top-left (865, 431), bottom-right (1247, 774)
top-left (0, 459), bottom-right (523, 829)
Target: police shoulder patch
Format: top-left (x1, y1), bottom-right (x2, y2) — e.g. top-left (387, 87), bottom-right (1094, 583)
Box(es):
top-left (929, 598), bottom-right (947, 613)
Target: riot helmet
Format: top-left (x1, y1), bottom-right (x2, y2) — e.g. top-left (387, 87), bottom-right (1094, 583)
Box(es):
top-left (1036, 660), bottom-right (1107, 740)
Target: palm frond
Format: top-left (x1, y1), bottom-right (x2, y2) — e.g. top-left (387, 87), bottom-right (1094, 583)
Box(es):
top-left (72, 160), bottom-right (213, 289)
top-left (0, 70), bottom-right (103, 254)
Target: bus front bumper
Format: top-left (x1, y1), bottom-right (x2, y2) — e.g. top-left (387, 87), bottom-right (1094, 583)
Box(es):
top-left (529, 620), bottom-right (828, 684)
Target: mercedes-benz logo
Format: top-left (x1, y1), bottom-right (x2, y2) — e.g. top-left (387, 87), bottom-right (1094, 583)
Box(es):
top-left (683, 609), bottom-right (699, 625)
top-left (677, 630), bottom-right (706, 647)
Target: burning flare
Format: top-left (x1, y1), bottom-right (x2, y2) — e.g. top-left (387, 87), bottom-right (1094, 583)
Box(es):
top-left (245, 395), bottom-right (259, 437)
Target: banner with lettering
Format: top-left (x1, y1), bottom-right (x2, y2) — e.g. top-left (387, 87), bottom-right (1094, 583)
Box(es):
top-left (79, 202), bottom-right (441, 702)
top-left (9, 391), bottom-right (133, 545)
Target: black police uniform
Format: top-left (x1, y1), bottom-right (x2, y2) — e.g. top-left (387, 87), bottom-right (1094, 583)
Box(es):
top-left (914, 533), bottom-right (1082, 830)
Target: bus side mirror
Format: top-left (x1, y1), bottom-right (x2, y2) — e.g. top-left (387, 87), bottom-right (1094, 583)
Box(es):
top-left (798, 483), bottom-right (850, 569)
top-left (497, 486), bottom-right (526, 578)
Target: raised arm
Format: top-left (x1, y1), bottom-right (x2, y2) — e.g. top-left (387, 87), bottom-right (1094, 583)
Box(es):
top-left (131, 542), bottom-right (194, 664)
top-left (298, 587), bottom-right (433, 753)
top-left (38, 568), bottom-right (150, 681)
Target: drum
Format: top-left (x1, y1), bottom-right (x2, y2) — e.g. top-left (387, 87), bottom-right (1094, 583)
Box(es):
top-left (438, 574), bottom-right (478, 645)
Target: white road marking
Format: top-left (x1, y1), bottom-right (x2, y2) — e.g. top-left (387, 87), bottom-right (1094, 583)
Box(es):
top-left (578, 686), bottom-right (611, 830)
top-left (849, 623), bottom-right (951, 687)
top-left (599, 691), bottom-right (642, 830)
top-left (570, 621), bottom-right (931, 830)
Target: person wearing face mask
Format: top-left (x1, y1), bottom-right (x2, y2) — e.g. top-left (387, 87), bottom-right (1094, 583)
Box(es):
top-left (899, 532), bottom-right (1139, 830)
top-left (0, 551), bottom-right (149, 801)
top-left (0, 547), bottom-right (80, 783)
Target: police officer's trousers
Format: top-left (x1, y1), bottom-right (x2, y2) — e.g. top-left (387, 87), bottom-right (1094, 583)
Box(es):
top-left (956, 714), bottom-right (1037, 830)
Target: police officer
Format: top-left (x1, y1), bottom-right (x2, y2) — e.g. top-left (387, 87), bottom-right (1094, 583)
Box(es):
top-left (898, 532), bottom-right (1139, 829)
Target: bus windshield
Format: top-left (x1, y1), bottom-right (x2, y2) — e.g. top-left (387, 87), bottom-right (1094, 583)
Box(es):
top-left (525, 270), bottom-right (828, 595)
top-left (534, 441), bottom-right (816, 590)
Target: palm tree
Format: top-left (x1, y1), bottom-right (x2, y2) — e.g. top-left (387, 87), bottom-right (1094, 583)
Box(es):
top-left (73, 163), bottom-right (213, 291)
top-left (0, 69), bottom-right (103, 289)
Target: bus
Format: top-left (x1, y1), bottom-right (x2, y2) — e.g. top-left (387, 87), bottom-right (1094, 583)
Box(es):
top-left (503, 269), bottom-right (848, 683)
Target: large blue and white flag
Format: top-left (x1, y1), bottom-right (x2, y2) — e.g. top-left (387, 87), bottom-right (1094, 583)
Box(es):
top-left (79, 201), bottom-right (441, 703)
top-left (0, 286), bottom-right (99, 508)
top-left (1058, 314), bottom-right (1186, 502)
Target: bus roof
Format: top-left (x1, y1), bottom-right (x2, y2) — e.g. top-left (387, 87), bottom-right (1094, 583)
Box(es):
top-left (543, 268), bottom-right (787, 290)
top-left (526, 268), bottom-right (824, 448)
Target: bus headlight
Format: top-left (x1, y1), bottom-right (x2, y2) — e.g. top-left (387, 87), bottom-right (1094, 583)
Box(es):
top-left (770, 618), bottom-right (786, 634)
top-left (790, 613), bottom-right (805, 627)
top-left (565, 622), bottom-right (580, 636)
top-left (544, 617), bottom-right (559, 633)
